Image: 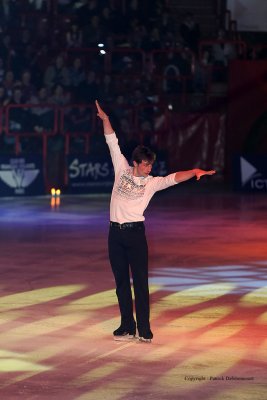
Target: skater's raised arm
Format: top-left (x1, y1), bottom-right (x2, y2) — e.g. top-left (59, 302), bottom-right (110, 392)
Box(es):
top-left (95, 100), bottom-right (114, 135)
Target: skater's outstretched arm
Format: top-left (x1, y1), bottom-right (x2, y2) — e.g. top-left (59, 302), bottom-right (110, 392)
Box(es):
top-left (174, 169), bottom-right (216, 183)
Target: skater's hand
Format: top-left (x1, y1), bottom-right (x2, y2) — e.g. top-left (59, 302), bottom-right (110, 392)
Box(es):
top-left (95, 100), bottom-right (109, 121)
top-left (195, 169), bottom-right (216, 180)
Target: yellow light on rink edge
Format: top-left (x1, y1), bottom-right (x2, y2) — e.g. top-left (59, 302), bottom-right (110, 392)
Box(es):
top-left (51, 188), bottom-right (61, 196)
top-left (50, 188), bottom-right (61, 208)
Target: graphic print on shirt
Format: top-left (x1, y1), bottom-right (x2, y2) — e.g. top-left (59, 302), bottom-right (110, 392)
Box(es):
top-left (115, 168), bottom-right (146, 200)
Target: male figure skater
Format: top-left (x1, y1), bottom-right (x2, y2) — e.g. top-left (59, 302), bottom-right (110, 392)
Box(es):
top-left (95, 100), bottom-right (215, 342)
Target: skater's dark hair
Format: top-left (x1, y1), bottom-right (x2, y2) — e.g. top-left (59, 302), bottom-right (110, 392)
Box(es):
top-left (132, 145), bottom-right (156, 164)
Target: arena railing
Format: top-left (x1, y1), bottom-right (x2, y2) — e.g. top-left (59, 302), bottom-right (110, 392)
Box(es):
top-left (4, 101), bottom-right (184, 191)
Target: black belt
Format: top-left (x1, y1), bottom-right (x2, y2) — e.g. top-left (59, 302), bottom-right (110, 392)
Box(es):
top-left (110, 221), bottom-right (144, 230)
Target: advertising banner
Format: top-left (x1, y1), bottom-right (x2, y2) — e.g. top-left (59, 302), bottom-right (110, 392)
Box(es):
top-left (67, 155), bottom-right (114, 193)
top-left (67, 154), bottom-right (169, 194)
top-left (0, 155), bottom-right (44, 196)
top-left (233, 155), bottom-right (267, 192)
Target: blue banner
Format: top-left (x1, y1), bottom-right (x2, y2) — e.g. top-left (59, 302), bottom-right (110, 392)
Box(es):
top-left (233, 155), bottom-right (267, 192)
top-left (67, 153), bottom-right (169, 194)
top-left (0, 155), bottom-right (44, 196)
top-left (67, 155), bottom-right (114, 193)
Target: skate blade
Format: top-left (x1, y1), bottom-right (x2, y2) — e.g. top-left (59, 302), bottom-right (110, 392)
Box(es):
top-left (113, 334), bottom-right (136, 342)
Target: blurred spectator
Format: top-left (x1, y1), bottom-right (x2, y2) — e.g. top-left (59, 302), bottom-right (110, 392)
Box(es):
top-left (0, 34), bottom-right (16, 69)
top-left (57, 0), bottom-right (73, 14)
top-left (69, 57), bottom-right (86, 100)
top-left (10, 29), bottom-right (36, 77)
top-left (0, 57), bottom-right (5, 84)
top-left (2, 70), bottom-right (17, 99)
top-left (103, 4), bottom-right (125, 35)
top-left (118, 116), bottom-right (138, 160)
top-left (78, 70), bottom-right (100, 103)
top-left (212, 28), bottom-right (237, 82)
top-left (12, 29), bottom-right (37, 77)
top-left (193, 50), bottom-right (212, 93)
top-left (32, 44), bottom-right (50, 78)
top-left (20, 70), bottom-right (37, 102)
top-left (180, 12), bottom-right (201, 54)
top-left (15, 28), bottom-right (32, 57)
top-left (66, 24), bottom-right (83, 48)
top-left (163, 64), bottom-right (181, 94)
top-left (64, 105), bottom-right (92, 133)
top-left (212, 28), bottom-right (237, 67)
top-left (30, 86), bottom-right (54, 132)
top-left (112, 52), bottom-right (144, 75)
top-left (126, 0), bottom-right (143, 21)
top-left (8, 86), bottom-right (31, 132)
top-left (100, 6), bottom-right (117, 36)
top-left (104, 34), bottom-right (115, 50)
top-left (157, 8), bottom-right (176, 37)
top-left (113, 94), bottom-right (131, 118)
top-left (35, 16), bottom-right (49, 47)
top-left (97, 73), bottom-right (114, 103)
top-left (0, 85), bottom-right (10, 107)
top-left (128, 23), bottom-right (147, 49)
top-left (130, 88), bottom-right (146, 106)
top-left (49, 84), bottom-right (71, 106)
top-left (83, 15), bottom-right (103, 47)
top-left (44, 54), bottom-right (70, 89)
top-left (141, 119), bottom-right (153, 144)
top-left (28, 0), bottom-right (46, 11)
top-left (132, 92), bottom-right (155, 129)
top-left (161, 30), bottom-right (176, 50)
top-left (0, 0), bottom-right (19, 30)
top-left (1, 84), bottom-right (12, 149)
top-left (17, 43), bottom-right (40, 85)
top-left (141, 27), bottom-right (162, 51)
top-left (162, 50), bottom-right (192, 78)
top-left (76, 0), bottom-right (101, 26)
top-left (146, 0), bottom-right (165, 27)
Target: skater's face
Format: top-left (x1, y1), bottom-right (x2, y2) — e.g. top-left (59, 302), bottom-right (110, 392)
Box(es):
top-left (133, 160), bottom-right (153, 178)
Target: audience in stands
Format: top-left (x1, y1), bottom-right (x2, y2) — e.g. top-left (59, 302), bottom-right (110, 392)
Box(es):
top-left (0, 57), bottom-right (5, 85)
top-left (43, 54), bottom-right (70, 89)
top-left (66, 23), bottom-right (83, 49)
top-left (30, 86), bottom-right (54, 132)
top-left (20, 69), bottom-right (37, 102)
top-left (0, 0), bottom-right (260, 156)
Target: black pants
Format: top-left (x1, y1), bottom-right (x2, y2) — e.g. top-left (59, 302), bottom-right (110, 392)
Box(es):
top-left (108, 222), bottom-right (151, 335)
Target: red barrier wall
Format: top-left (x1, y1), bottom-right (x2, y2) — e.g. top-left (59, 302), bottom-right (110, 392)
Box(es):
top-left (168, 113), bottom-right (225, 178)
